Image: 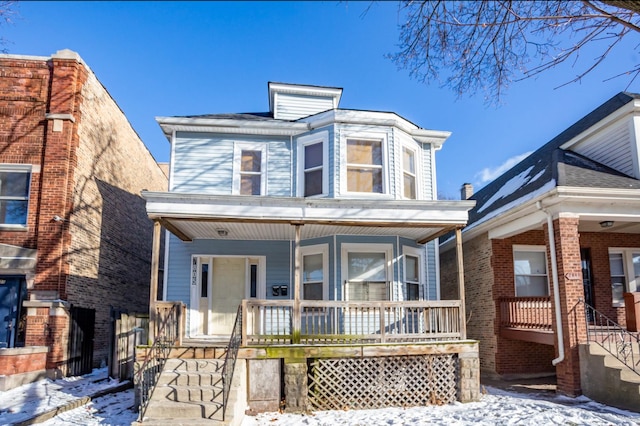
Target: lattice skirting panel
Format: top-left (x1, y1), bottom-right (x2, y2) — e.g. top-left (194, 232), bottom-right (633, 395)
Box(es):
top-left (307, 354), bottom-right (458, 410)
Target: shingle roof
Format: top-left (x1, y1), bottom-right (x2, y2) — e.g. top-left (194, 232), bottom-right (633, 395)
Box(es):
top-left (178, 112), bottom-right (275, 120)
top-left (467, 92), bottom-right (640, 226)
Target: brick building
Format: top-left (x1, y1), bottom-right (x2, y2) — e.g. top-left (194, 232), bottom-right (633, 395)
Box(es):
top-left (440, 93), bottom-right (640, 399)
top-left (0, 50), bottom-right (167, 390)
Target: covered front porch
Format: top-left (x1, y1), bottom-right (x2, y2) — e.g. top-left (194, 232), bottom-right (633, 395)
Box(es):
top-left (136, 193), bottom-right (478, 419)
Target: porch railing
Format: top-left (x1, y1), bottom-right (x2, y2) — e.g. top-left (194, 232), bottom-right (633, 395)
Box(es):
top-left (241, 299), bottom-right (463, 345)
top-left (135, 301), bottom-right (185, 422)
top-left (581, 300), bottom-right (640, 378)
top-left (499, 297), bottom-right (553, 331)
top-left (221, 305), bottom-right (242, 421)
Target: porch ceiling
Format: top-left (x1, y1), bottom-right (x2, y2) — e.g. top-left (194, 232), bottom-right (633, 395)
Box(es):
top-left (142, 191), bottom-right (476, 243)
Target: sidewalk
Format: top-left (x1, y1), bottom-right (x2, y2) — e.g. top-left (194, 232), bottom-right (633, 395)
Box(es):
top-left (0, 368), bottom-right (134, 425)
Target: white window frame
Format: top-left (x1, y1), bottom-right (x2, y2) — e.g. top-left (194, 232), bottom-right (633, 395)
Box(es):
top-left (232, 142), bottom-right (267, 195)
top-left (296, 131), bottom-right (329, 197)
top-left (340, 131), bottom-right (389, 197)
top-left (401, 143), bottom-right (420, 200)
top-left (608, 248), bottom-right (640, 307)
top-left (513, 245), bottom-right (550, 297)
top-left (403, 245), bottom-right (424, 301)
top-left (300, 244), bottom-right (329, 300)
top-left (0, 164), bottom-right (32, 229)
top-left (341, 243), bottom-right (394, 301)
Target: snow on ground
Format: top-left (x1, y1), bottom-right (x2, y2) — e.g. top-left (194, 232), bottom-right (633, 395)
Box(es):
top-left (0, 368), bottom-right (137, 426)
top-left (1, 368), bottom-right (639, 425)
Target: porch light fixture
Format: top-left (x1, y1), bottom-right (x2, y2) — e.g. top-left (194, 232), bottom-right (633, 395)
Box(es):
top-left (216, 229), bottom-right (229, 237)
top-left (599, 221), bottom-right (614, 228)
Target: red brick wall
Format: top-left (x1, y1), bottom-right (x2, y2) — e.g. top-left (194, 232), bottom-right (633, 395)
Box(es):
top-left (0, 351), bottom-right (47, 375)
top-left (579, 232), bottom-right (640, 325)
top-left (0, 51), bottom-right (168, 374)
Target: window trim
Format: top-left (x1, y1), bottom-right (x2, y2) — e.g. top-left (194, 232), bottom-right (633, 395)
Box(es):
top-left (340, 132), bottom-right (389, 197)
top-left (403, 245), bottom-right (423, 301)
top-left (341, 243), bottom-right (394, 301)
top-left (300, 243), bottom-right (329, 300)
top-left (401, 144), bottom-right (420, 200)
top-left (0, 164), bottom-right (33, 229)
top-left (296, 131), bottom-right (329, 197)
top-left (513, 245), bottom-right (550, 297)
top-left (232, 142), bottom-right (267, 195)
top-left (608, 247), bottom-right (640, 307)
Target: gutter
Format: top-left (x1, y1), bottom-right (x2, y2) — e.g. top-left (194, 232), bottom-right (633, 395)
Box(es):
top-left (536, 201), bottom-right (565, 366)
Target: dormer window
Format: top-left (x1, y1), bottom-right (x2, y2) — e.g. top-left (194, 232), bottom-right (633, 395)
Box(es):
top-left (297, 131), bottom-right (328, 197)
top-left (346, 138), bottom-right (384, 194)
top-left (233, 143), bottom-right (267, 195)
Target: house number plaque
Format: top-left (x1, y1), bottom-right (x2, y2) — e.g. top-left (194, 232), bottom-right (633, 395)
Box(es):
top-left (564, 272), bottom-right (581, 280)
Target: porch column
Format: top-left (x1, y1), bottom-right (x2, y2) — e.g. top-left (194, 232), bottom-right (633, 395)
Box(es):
top-left (148, 220), bottom-right (161, 343)
top-left (548, 216), bottom-right (586, 396)
top-left (455, 228), bottom-right (467, 340)
top-left (292, 224), bottom-right (302, 344)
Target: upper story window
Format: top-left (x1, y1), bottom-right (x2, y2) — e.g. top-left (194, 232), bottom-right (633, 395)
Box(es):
top-left (0, 165), bottom-right (31, 227)
top-left (297, 131), bottom-right (328, 197)
top-left (513, 245), bottom-right (549, 297)
top-left (402, 146), bottom-right (417, 199)
top-left (346, 138), bottom-right (384, 194)
top-left (609, 248), bottom-right (640, 306)
top-left (233, 143), bottom-right (267, 195)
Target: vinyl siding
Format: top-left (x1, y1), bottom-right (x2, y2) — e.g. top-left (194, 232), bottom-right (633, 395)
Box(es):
top-left (165, 235), bottom-right (291, 307)
top-left (572, 120), bottom-right (635, 177)
top-left (275, 93), bottom-right (334, 120)
top-left (422, 144), bottom-right (434, 200)
top-left (172, 132), bottom-right (292, 195)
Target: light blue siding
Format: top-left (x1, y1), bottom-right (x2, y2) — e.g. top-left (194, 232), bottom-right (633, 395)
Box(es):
top-left (172, 132), bottom-right (234, 193)
top-left (172, 132), bottom-right (291, 195)
top-left (426, 240), bottom-right (437, 300)
top-left (421, 144), bottom-right (434, 200)
top-left (275, 93), bottom-right (334, 120)
top-left (165, 235), bottom-right (291, 307)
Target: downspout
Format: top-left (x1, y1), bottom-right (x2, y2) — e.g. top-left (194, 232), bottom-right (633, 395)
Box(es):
top-left (536, 201), bottom-right (565, 366)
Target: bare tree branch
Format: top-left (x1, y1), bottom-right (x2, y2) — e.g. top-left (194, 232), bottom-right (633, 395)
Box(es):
top-left (389, 0), bottom-right (640, 104)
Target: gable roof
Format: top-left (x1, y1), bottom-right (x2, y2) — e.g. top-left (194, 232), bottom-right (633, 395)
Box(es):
top-left (467, 92), bottom-right (640, 227)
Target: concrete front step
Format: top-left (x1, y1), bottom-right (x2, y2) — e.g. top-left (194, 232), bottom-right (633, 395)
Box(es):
top-left (139, 357), bottom-right (246, 425)
top-left (579, 342), bottom-right (640, 413)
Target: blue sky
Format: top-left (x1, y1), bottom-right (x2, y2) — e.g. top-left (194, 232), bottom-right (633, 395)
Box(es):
top-left (4, 1), bottom-right (639, 198)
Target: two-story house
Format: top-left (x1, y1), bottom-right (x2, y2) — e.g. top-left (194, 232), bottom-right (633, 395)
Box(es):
top-left (138, 82), bottom-right (478, 422)
top-left (440, 92), bottom-right (640, 412)
top-left (0, 50), bottom-right (168, 391)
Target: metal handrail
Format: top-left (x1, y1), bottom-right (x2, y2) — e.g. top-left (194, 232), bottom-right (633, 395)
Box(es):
top-left (135, 302), bottom-right (182, 422)
top-left (222, 305), bottom-right (243, 421)
top-left (580, 300), bottom-right (640, 378)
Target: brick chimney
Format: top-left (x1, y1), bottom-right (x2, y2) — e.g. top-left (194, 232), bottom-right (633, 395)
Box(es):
top-left (461, 183), bottom-right (474, 200)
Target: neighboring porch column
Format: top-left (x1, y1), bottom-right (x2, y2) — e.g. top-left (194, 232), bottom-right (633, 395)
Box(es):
top-left (292, 224), bottom-right (302, 344)
top-left (148, 220), bottom-right (162, 343)
top-left (455, 228), bottom-right (467, 340)
top-left (547, 216), bottom-right (586, 396)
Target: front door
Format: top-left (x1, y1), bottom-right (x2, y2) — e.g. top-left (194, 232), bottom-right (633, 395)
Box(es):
top-left (581, 248), bottom-right (595, 321)
top-left (190, 256), bottom-right (264, 337)
top-left (0, 276), bottom-right (25, 348)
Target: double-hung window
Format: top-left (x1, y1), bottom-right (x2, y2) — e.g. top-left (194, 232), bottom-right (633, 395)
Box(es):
top-left (343, 244), bottom-right (392, 301)
top-left (402, 147), bottom-right (417, 199)
top-left (233, 143), bottom-right (266, 195)
top-left (404, 252), bottom-right (421, 301)
top-left (301, 244), bottom-right (328, 300)
top-left (513, 246), bottom-right (549, 297)
top-left (0, 165), bottom-right (31, 227)
top-left (297, 131), bottom-right (328, 197)
top-left (346, 138), bottom-right (384, 194)
top-left (609, 248), bottom-right (640, 306)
